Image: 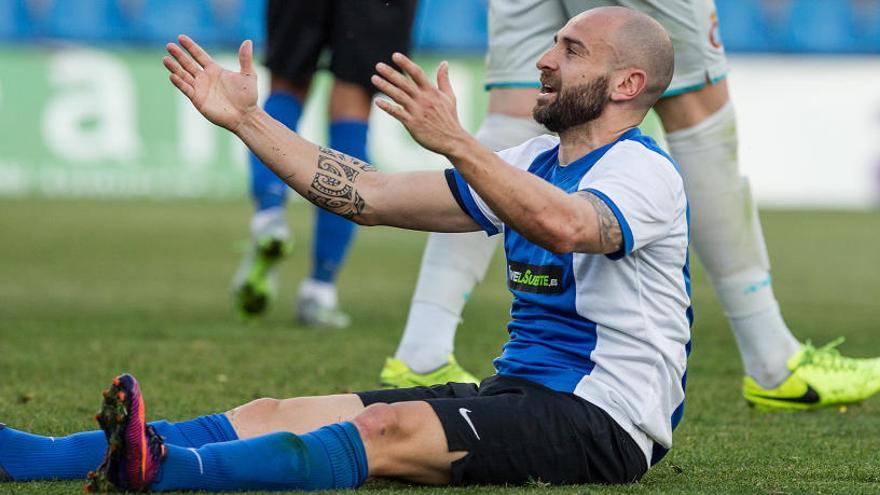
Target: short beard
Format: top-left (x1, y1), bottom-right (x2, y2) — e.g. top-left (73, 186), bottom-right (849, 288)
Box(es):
top-left (532, 76), bottom-right (610, 133)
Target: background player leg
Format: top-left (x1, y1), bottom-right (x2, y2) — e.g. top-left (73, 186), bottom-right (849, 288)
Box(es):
top-left (232, 74), bottom-right (307, 318)
top-left (296, 80), bottom-right (372, 329)
top-left (383, 92), bottom-right (547, 386)
top-left (656, 80), bottom-right (880, 405)
top-left (655, 80), bottom-right (799, 388)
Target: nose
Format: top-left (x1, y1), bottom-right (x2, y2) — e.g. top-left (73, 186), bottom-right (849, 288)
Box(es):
top-left (536, 47), bottom-right (557, 73)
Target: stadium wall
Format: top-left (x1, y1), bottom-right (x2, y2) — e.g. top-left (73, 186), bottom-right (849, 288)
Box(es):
top-left (0, 48), bottom-right (878, 207)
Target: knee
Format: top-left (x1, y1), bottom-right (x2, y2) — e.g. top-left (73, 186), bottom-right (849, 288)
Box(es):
top-left (352, 403), bottom-right (403, 442)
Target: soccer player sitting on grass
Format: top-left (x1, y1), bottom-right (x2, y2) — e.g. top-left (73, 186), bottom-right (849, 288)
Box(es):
top-left (1, 7), bottom-right (690, 490)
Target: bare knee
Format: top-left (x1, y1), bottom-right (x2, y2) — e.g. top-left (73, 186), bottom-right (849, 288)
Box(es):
top-left (351, 402), bottom-right (458, 483)
top-left (270, 73), bottom-right (309, 102)
top-left (353, 403), bottom-right (403, 442)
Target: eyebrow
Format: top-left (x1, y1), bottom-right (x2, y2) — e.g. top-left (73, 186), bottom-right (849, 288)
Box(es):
top-left (554, 34), bottom-right (589, 54)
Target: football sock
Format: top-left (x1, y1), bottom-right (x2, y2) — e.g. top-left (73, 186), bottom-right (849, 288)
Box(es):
top-left (167, 413), bottom-right (239, 449)
top-left (394, 113), bottom-right (542, 373)
top-left (152, 422), bottom-right (368, 492)
top-left (311, 120), bottom-right (368, 283)
top-left (298, 277), bottom-right (339, 309)
top-left (250, 206), bottom-right (289, 241)
top-left (0, 414), bottom-right (236, 481)
top-left (395, 233), bottom-right (500, 373)
top-left (473, 113), bottom-right (549, 151)
top-left (666, 102), bottom-right (800, 388)
top-left (250, 91), bottom-right (303, 211)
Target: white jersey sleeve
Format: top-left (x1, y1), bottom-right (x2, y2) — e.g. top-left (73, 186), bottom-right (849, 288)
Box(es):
top-left (578, 140), bottom-right (686, 258)
top-left (446, 134), bottom-right (558, 236)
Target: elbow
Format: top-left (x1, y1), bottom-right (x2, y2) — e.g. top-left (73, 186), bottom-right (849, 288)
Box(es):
top-left (543, 236), bottom-right (576, 254)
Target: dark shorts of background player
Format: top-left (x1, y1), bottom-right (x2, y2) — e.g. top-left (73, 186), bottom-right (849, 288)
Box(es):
top-left (265, 0), bottom-right (418, 94)
top-left (357, 375), bottom-right (648, 486)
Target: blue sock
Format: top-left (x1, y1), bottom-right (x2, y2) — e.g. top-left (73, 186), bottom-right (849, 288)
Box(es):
top-left (311, 120), bottom-right (369, 282)
top-left (251, 91), bottom-right (303, 211)
top-left (160, 414), bottom-right (238, 449)
top-left (152, 422), bottom-right (368, 492)
top-left (0, 414), bottom-right (236, 481)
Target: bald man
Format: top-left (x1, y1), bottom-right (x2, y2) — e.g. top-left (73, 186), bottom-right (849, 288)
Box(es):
top-left (0, 8), bottom-right (683, 490)
top-left (386, 0), bottom-right (880, 412)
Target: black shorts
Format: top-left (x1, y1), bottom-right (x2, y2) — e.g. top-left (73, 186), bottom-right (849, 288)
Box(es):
top-left (357, 375), bottom-right (648, 486)
top-left (264, 0), bottom-right (418, 93)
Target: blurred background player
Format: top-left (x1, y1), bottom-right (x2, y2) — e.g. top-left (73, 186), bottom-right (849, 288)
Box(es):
top-left (382, 0), bottom-right (880, 410)
top-left (233, 0), bottom-right (417, 328)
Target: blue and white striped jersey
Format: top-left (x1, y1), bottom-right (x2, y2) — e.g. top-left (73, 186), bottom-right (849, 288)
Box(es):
top-left (446, 129), bottom-right (692, 466)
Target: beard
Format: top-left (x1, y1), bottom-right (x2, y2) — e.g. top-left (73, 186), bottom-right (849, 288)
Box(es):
top-left (532, 75), bottom-right (610, 133)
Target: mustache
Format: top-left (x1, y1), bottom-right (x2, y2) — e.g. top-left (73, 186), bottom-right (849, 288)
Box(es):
top-left (539, 73), bottom-right (560, 88)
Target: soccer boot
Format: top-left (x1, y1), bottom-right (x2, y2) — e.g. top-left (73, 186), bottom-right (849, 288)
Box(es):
top-left (232, 236), bottom-right (292, 319)
top-left (86, 374), bottom-right (166, 492)
top-left (380, 355), bottom-right (480, 388)
top-left (295, 280), bottom-right (350, 329)
top-left (743, 338), bottom-right (880, 411)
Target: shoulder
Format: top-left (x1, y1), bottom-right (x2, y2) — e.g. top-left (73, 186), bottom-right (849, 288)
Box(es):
top-left (496, 134), bottom-right (559, 169)
top-left (588, 138), bottom-right (684, 193)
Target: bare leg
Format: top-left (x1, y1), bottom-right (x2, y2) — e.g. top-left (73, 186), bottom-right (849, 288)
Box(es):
top-left (354, 402), bottom-right (465, 484)
top-left (226, 394), bottom-right (365, 438)
top-left (329, 79), bottom-right (372, 121)
top-left (270, 73), bottom-right (309, 102)
top-left (297, 79), bottom-right (374, 326)
top-left (653, 77), bottom-right (728, 132)
top-left (225, 395), bottom-right (463, 485)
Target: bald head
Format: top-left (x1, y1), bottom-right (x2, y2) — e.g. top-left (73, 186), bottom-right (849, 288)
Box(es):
top-left (570, 7), bottom-right (674, 108)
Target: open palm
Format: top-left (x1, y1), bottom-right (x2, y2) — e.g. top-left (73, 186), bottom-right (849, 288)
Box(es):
top-left (163, 35), bottom-right (258, 132)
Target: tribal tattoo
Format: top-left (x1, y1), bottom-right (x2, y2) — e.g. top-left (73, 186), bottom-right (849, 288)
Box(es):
top-left (296, 146), bottom-right (377, 220)
top-left (579, 191), bottom-right (623, 253)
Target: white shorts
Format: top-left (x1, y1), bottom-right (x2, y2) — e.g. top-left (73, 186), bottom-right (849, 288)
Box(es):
top-left (485, 0), bottom-right (729, 96)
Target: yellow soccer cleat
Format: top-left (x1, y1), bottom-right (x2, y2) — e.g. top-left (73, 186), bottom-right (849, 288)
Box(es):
top-left (743, 338), bottom-right (880, 411)
top-left (380, 355), bottom-right (480, 388)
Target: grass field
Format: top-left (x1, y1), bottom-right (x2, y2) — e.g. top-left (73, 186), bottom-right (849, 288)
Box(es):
top-left (1, 199), bottom-right (879, 494)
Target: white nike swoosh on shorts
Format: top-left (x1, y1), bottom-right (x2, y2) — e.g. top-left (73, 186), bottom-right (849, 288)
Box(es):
top-left (458, 407), bottom-right (481, 440)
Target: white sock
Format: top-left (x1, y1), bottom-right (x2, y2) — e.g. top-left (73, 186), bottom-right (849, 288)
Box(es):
top-left (667, 102), bottom-right (800, 388)
top-left (250, 207), bottom-right (290, 241)
top-left (472, 113), bottom-right (549, 151)
top-left (298, 278), bottom-right (337, 309)
top-left (395, 231), bottom-right (501, 372)
top-left (395, 301), bottom-right (462, 373)
top-left (393, 113), bottom-right (545, 372)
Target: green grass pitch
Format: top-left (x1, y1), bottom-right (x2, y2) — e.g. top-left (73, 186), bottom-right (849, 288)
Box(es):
top-left (1, 199), bottom-right (879, 494)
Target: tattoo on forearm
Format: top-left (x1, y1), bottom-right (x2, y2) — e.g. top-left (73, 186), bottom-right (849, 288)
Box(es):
top-left (580, 192), bottom-right (623, 253)
top-left (297, 146), bottom-right (376, 219)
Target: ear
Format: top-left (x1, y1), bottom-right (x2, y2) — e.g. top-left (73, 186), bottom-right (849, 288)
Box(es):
top-left (609, 69), bottom-right (647, 102)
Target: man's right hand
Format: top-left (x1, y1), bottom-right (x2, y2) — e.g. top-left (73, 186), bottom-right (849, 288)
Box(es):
top-left (163, 35), bottom-right (259, 133)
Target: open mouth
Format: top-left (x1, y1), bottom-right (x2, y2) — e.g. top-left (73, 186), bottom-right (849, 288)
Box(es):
top-left (539, 83), bottom-right (557, 95)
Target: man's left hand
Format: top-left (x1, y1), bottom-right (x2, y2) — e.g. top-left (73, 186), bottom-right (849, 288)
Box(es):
top-left (371, 54), bottom-right (470, 157)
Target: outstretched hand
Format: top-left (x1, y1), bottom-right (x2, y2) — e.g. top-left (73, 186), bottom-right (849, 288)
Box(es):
top-left (163, 35), bottom-right (259, 133)
top-left (371, 53), bottom-right (470, 156)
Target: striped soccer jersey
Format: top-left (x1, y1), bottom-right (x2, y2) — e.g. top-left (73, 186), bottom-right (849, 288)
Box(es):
top-left (446, 128), bottom-right (692, 465)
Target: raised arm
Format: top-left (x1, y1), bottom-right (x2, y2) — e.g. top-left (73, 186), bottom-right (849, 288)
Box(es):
top-left (371, 53), bottom-right (622, 254)
top-left (163, 36), bottom-right (478, 233)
